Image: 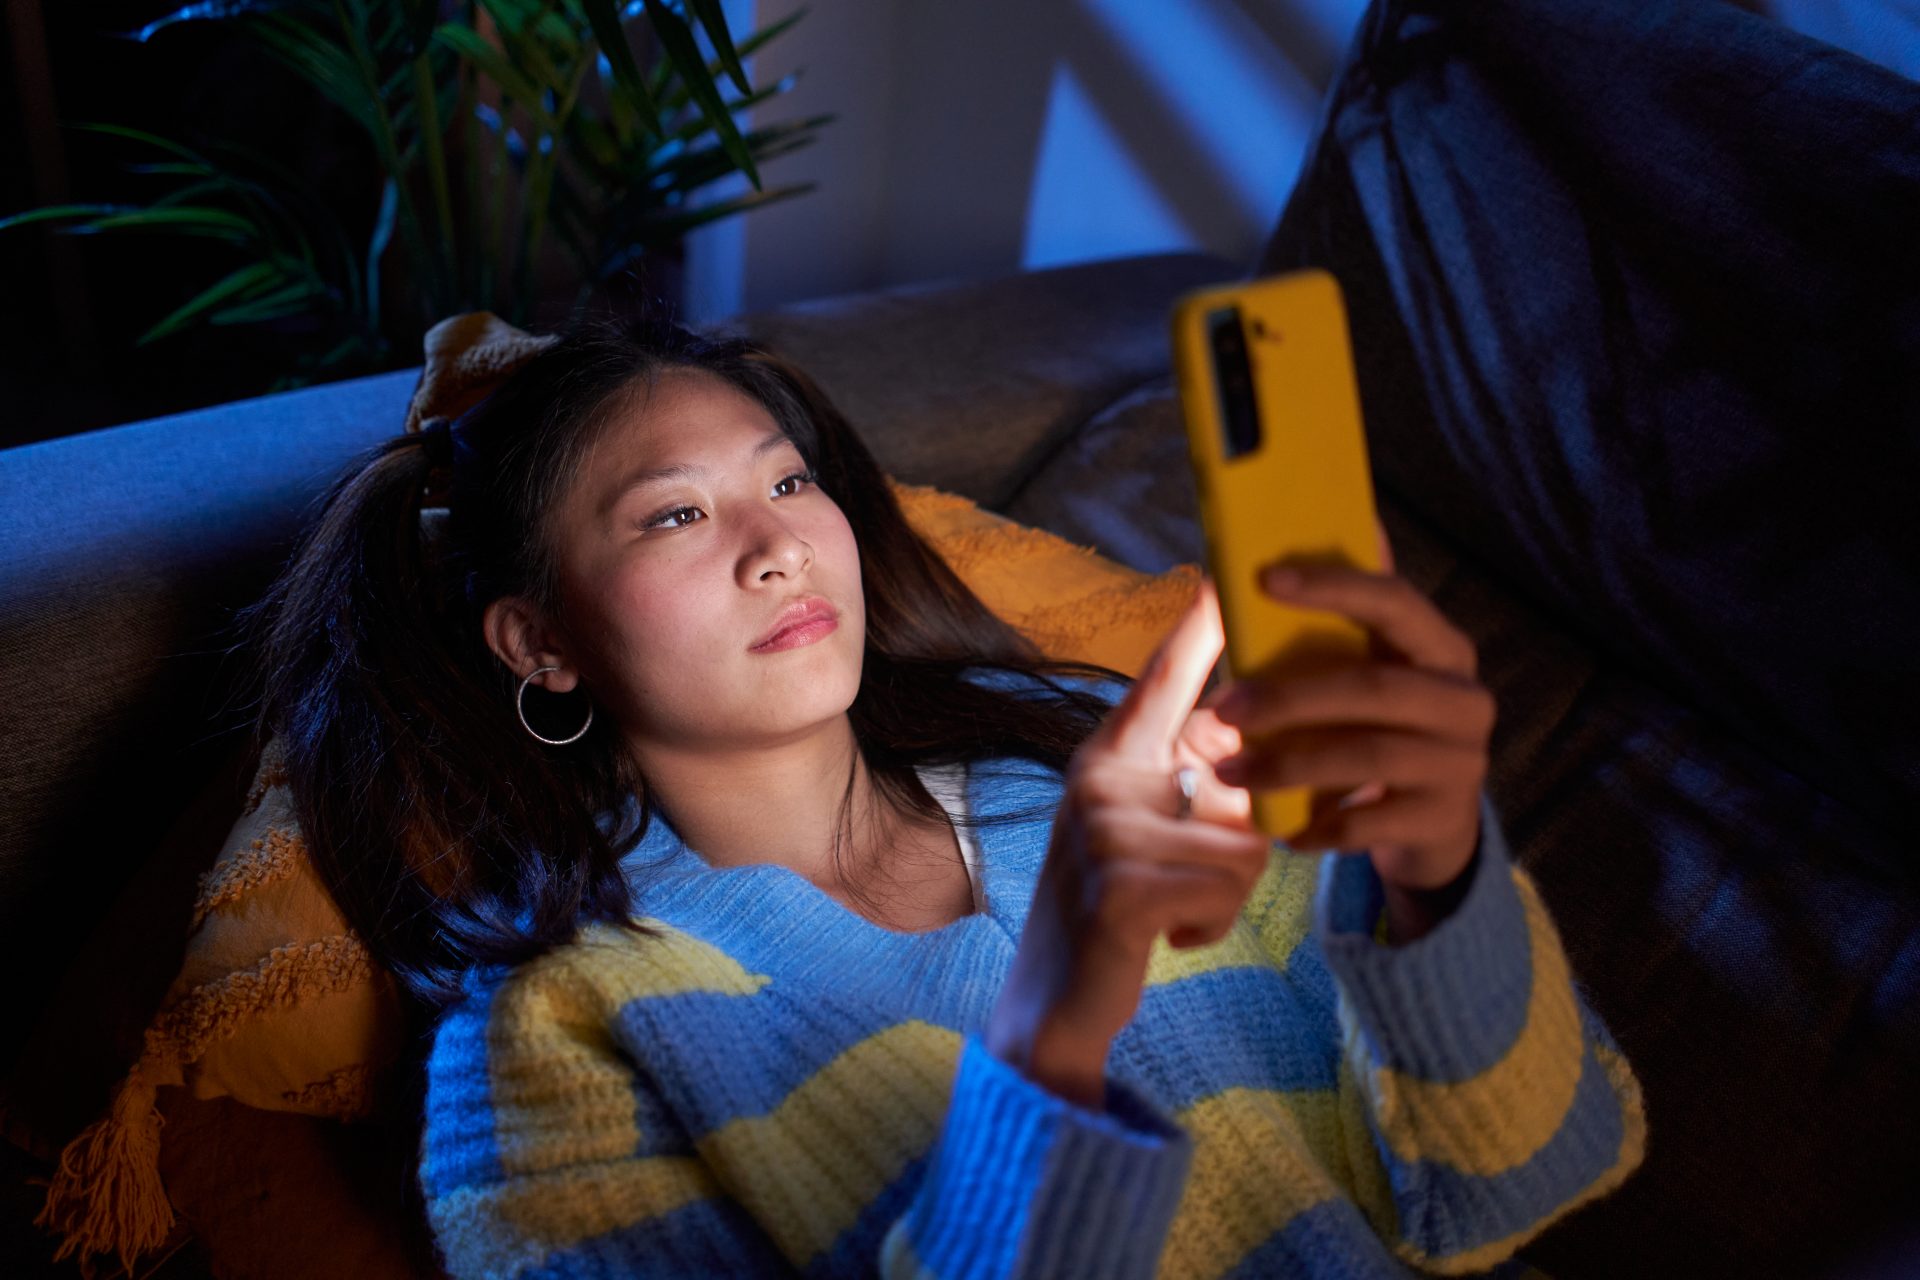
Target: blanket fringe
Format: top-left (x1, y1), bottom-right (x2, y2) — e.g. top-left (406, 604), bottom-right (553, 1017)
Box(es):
top-left (34, 1051), bottom-right (176, 1277)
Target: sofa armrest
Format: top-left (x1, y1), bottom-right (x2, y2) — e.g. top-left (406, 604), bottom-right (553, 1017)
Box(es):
top-left (722, 251), bottom-right (1242, 508)
top-left (0, 369), bottom-right (419, 1070)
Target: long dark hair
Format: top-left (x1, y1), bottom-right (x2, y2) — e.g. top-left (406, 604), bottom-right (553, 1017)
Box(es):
top-left (237, 309), bottom-right (1129, 1012)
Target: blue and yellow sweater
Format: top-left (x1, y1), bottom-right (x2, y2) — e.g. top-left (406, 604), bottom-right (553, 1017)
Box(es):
top-left (420, 673), bottom-right (1645, 1278)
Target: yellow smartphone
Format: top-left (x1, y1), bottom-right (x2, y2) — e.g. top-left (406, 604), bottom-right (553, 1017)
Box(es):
top-left (1169, 268), bottom-right (1383, 843)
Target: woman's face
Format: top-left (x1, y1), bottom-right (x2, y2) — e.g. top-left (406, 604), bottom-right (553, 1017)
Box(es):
top-left (527, 367), bottom-right (866, 754)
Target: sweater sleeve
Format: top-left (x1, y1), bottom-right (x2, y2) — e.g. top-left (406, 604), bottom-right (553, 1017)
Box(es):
top-left (421, 947), bottom-right (1193, 1280)
top-left (1309, 790), bottom-right (1648, 1275)
top-left (879, 1033), bottom-right (1194, 1278)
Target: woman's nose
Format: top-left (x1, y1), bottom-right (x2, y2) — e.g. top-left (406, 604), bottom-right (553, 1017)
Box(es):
top-left (738, 509), bottom-right (813, 583)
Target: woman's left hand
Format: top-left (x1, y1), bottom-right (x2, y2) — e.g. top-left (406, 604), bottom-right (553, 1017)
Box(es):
top-left (1196, 520), bottom-right (1497, 942)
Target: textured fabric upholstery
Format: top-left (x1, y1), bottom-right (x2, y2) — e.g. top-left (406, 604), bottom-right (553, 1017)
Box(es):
top-left (1259, 0), bottom-right (1920, 843)
top-left (0, 370), bottom-right (417, 1068)
top-left (718, 252), bottom-right (1238, 508)
top-left (1230, 0), bottom-right (1920, 1273)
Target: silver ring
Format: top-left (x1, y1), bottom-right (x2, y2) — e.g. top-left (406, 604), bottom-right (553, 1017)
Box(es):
top-left (516, 664), bottom-right (594, 746)
top-left (1173, 766), bottom-right (1199, 820)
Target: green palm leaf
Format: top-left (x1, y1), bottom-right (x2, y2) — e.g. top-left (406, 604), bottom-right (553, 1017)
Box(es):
top-left (648, 114), bottom-right (830, 197)
top-left (682, 0), bottom-right (752, 96)
top-left (633, 179), bottom-right (814, 241)
top-left (481, 0), bottom-right (580, 44)
top-left (76, 206), bottom-right (258, 240)
top-left (122, 161), bottom-right (216, 177)
top-left (434, 23), bottom-right (559, 133)
top-left (137, 260), bottom-right (281, 343)
top-left (579, 0), bottom-right (659, 133)
top-left (650, 7), bottom-right (806, 117)
top-left (562, 111), bottom-right (622, 172)
top-left (397, 0), bottom-right (438, 57)
top-left (250, 14), bottom-right (381, 137)
top-left (0, 203), bottom-right (127, 232)
top-left (122, 0), bottom-right (295, 43)
top-left (70, 122), bottom-right (215, 166)
top-left (641, 0), bottom-right (756, 187)
top-left (148, 180), bottom-right (232, 210)
top-left (657, 72), bottom-right (801, 153)
top-left (209, 276), bottom-right (328, 325)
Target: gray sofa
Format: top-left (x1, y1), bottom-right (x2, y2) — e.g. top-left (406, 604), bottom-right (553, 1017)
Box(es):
top-left (6, 1), bottom-right (1919, 1275)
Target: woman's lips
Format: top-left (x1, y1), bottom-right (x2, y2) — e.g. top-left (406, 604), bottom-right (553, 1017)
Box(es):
top-left (749, 597), bottom-right (839, 652)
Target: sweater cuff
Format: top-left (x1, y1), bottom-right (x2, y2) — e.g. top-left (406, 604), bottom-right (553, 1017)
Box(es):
top-left (1312, 790), bottom-right (1536, 1082)
top-left (886, 1033), bottom-right (1193, 1279)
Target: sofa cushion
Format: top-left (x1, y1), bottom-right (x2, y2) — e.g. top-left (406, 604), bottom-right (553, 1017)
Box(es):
top-left (723, 251), bottom-right (1240, 509)
top-left (1001, 373), bottom-right (1197, 576)
top-left (1258, 0), bottom-right (1920, 844)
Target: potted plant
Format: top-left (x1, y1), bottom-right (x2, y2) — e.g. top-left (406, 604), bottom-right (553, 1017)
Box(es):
top-left (0, 0), bottom-right (832, 390)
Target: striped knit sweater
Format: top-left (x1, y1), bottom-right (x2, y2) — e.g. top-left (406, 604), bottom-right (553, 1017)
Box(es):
top-left (420, 671), bottom-right (1646, 1278)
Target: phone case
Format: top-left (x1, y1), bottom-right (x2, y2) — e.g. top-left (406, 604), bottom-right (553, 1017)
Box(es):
top-left (1169, 268), bottom-right (1383, 842)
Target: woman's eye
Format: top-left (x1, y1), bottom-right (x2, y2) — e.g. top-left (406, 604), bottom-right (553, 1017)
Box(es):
top-left (773, 468), bottom-right (818, 497)
top-left (647, 505), bottom-right (703, 530)
top-left (643, 469), bottom-right (814, 532)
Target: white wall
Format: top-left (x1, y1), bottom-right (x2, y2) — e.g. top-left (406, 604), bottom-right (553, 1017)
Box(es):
top-left (680, 1), bottom-right (1920, 327)
top-left (681, 0), bottom-right (1370, 325)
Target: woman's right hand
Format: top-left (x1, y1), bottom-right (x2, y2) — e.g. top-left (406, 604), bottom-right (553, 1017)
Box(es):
top-left (985, 579), bottom-right (1275, 1108)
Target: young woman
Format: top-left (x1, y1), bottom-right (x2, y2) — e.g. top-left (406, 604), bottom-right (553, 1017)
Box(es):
top-left (247, 312), bottom-right (1645, 1279)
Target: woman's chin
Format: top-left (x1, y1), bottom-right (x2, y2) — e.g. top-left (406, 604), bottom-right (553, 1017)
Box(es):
top-left (742, 645), bottom-right (862, 713)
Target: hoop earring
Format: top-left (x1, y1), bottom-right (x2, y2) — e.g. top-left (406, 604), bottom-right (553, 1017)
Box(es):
top-left (516, 665), bottom-right (594, 746)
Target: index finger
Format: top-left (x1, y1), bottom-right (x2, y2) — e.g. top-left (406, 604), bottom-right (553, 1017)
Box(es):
top-left (1104, 578), bottom-right (1225, 762)
top-left (1259, 561), bottom-right (1476, 680)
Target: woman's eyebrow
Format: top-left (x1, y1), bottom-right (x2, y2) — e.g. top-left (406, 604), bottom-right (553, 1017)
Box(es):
top-left (600, 429), bottom-right (794, 517)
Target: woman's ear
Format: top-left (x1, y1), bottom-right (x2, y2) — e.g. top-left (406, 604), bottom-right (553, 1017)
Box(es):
top-left (481, 596), bottom-right (580, 692)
